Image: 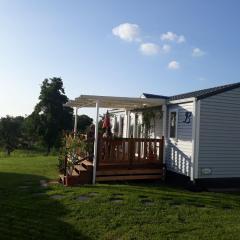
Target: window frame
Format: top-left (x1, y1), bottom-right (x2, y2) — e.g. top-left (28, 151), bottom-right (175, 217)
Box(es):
top-left (168, 109), bottom-right (178, 140)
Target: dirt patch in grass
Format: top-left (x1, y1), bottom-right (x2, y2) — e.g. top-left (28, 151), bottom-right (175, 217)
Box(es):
top-left (88, 192), bottom-right (99, 196)
top-left (109, 197), bottom-right (124, 203)
top-left (75, 195), bottom-right (90, 201)
top-left (50, 194), bottom-right (64, 200)
top-left (40, 180), bottom-right (48, 188)
top-left (112, 193), bottom-right (124, 197)
top-left (141, 199), bottom-right (154, 206)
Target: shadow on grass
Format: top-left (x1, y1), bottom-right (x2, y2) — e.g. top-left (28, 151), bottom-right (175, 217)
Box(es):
top-left (0, 172), bottom-right (91, 240)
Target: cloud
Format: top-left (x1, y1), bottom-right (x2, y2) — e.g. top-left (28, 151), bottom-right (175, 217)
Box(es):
top-left (168, 60), bottom-right (180, 70)
top-left (161, 32), bottom-right (177, 41)
top-left (162, 44), bottom-right (171, 53)
top-left (139, 43), bottom-right (159, 56)
top-left (192, 48), bottom-right (205, 57)
top-left (112, 23), bottom-right (140, 42)
top-left (161, 31), bottom-right (186, 43)
top-left (139, 43), bottom-right (172, 56)
top-left (177, 35), bottom-right (186, 43)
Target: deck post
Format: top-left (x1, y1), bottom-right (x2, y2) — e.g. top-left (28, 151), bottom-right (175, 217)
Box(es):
top-left (191, 99), bottom-right (196, 181)
top-left (92, 100), bottom-right (99, 184)
top-left (162, 104), bottom-right (167, 164)
top-left (74, 107), bottom-right (78, 137)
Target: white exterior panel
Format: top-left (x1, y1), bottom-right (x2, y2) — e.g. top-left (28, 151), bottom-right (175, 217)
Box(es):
top-left (198, 87), bottom-right (240, 178)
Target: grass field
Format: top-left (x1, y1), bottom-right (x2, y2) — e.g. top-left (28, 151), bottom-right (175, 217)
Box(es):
top-left (1, 155), bottom-right (240, 240)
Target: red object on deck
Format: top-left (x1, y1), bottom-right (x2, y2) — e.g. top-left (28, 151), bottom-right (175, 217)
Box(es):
top-left (102, 111), bottom-right (111, 129)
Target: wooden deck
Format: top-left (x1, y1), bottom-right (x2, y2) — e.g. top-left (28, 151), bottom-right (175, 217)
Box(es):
top-left (95, 137), bottom-right (164, 182)
top-left (61, 137), bottom-right (165, 186)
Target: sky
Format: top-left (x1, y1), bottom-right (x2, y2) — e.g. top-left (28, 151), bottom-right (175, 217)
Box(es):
top-left (1, 0), bottom-right (240, 118)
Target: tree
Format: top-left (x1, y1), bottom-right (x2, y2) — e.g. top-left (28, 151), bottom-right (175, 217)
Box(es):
top-left (0, 116), bottom-right (24, 155)
top-left (32, 77), bottom-right (73, 154)
top-left (21, 114), bottom-right (40, 149)
top-left (77, 115), bottom-right (93, 133)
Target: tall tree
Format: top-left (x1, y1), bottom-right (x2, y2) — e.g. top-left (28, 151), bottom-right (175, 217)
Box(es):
top-left (33, 77), bottom-right (73, 154)
top-left (0, 116), bottom-right (24, 155)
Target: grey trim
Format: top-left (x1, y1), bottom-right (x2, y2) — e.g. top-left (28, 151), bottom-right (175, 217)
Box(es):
top-left (143, 82), bottom-right (240, 102)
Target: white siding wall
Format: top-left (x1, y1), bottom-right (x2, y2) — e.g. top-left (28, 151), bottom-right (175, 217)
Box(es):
top-left (166, 102), bottom-right (194, 177)
top-left (111, 108), bottom-right (164, 139)
top-left (198, 87), bottom-right (240, 178)
top-left (149, 111), bottom-right (164, 139)
top-left (110, 112), bottom-right (125, 137)
top-left (111, 112), bottom-right (134, 138)
top-left (135, 109), bottom-right (163, 139)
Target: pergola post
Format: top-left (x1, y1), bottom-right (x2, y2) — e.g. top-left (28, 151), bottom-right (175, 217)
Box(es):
top-left (133, 113), bottom-right (137, 138)
top-left (126, 110), bottom-right (130, 138)
top-left (74, 107), bottom-right (78, 137)
top-left (162, 104), bottom-right (167, 164)
top-left (92, 100), bottom-right (99, 184)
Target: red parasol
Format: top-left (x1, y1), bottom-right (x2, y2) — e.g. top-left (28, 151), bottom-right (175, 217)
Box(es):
top-left (102, 111), bottom-right (111, 129)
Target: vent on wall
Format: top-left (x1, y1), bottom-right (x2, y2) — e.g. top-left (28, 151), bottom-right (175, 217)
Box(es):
top-left (201, 168), bottom-right (212, 176)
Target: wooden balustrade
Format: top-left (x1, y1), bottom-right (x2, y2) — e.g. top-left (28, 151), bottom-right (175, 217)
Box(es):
top-left (97, 137), bottom-right (164, 168)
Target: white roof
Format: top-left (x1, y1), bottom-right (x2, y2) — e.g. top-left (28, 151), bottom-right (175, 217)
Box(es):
top-left (65, 94), bottom-right (166, 110)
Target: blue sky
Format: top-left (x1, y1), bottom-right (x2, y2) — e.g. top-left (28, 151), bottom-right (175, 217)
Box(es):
top-left (1, 0), bottom-right (240, 117)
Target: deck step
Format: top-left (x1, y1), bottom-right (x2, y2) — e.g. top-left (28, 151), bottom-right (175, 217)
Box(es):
top-left (64, 169), bottom-right (93, 185)
top-left (74, 165), bottom-right (87, 171)
top-left (73, 165), bottom-right (87, 175)
top-left (59, 174), bottom-right (65, 184)
top-left (96, 168), bottom-right (163, 176)
top-left (96, 174), bottom-right (163, 182)
top-left (82, 160), bottom-right (93, 169)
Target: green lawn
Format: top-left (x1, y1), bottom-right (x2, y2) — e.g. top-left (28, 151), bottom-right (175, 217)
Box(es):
top-left (1, 155), bottom-right (240, 240)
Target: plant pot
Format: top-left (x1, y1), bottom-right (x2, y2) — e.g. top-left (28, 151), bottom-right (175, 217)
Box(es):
top-left (65, 175), bottom-right (75, 186)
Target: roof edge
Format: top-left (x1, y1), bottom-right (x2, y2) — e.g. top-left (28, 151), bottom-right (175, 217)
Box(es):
top-left (142, 93), bottom-right (169, 99)
top-left (197, 82), bottom-right (240, 100)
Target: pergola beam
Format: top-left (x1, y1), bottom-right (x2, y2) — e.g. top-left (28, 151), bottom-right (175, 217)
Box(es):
top-left (65, 94), bottom-right (166, 110)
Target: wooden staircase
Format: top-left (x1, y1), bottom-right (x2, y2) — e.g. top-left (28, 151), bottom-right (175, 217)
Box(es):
top-left (60, 160), bottom-right (93, 186)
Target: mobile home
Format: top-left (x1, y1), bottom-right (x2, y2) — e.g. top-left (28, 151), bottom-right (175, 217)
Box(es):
top-left (110, 82), bottom-right (240, 183)
top-left (64, 82), bottom-right (240, 185)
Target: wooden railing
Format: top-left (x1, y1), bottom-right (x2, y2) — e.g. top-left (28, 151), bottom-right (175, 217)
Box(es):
top-left (97, 137), bottom-right (164, 168)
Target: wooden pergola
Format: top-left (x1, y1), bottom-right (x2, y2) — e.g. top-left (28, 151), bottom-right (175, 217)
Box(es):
top-left (65, 94), bottom-right (167, 184)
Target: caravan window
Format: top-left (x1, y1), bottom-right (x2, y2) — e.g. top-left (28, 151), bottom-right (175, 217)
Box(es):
top-left (169, 111), bottom-right (178, 138)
